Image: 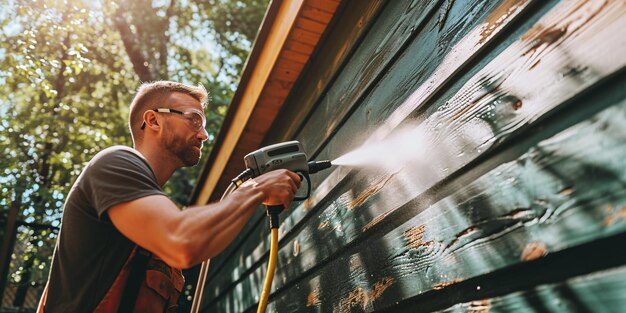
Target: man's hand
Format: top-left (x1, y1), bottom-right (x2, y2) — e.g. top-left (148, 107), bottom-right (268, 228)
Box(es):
top-left (238, 169), bottom-right (302, 208)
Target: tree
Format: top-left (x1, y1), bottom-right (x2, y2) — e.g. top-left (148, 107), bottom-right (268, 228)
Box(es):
top-left (0, 0), bottom-right (269, 308)
top-left (0, 0), bottom-right (137, 304)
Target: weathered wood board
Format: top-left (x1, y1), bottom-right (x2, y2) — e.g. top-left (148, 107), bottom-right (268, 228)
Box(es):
top-left (204, 0), bottom-right (626, 312)
top-left (440, 265), bottom-right (626, 313)
top-left (223, 82), bottom-right (626, 312)
top-left (202, 0), bottom-right (538, 309)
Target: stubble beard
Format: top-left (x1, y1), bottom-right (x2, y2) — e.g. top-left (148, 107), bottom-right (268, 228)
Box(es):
top-left (164, 132), bottom-right (202, 167)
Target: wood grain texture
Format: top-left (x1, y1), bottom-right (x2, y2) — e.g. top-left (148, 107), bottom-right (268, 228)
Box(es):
top-left (202, 0), bottom-right (511, 306)
top-left (440, 265), bottom-right (626, 313)
top-left (202, 3), bottom-right (540, 308)
top-left (205, 1), bottom-right (538, 307)
top-left (296, 0), bottom-right (441, 151)
top-left (205, 0), bottom-right (626, 312)
top-left (262, 90), bottom-right (626, 312)
top-left (296, 0), bottom-right (626, 275)
top-left (299, 0), bottom-right (535, 160)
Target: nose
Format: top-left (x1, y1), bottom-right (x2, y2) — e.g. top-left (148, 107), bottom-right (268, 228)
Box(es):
top-left (197, 127), bottom-right (209, 142)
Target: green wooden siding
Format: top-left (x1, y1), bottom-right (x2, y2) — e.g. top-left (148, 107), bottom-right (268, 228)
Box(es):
top-left (200, 0), bottom-right (626, 312)
top-left (439, 265), bottom-right (626, 313)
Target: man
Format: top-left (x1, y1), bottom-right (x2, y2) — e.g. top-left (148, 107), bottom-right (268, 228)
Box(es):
top-left (39, 81), bottom-right (301, 312)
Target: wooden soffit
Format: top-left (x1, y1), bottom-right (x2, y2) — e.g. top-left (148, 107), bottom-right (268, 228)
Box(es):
top-left (190, 0), bottom-right (342, 205)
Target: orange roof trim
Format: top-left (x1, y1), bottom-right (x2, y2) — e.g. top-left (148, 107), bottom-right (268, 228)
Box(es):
top-left (191, 0), bottom-right (342, 205)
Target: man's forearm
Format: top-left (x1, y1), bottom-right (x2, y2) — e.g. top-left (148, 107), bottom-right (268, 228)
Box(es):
top-left (173, 185), bottom-right (266, 267)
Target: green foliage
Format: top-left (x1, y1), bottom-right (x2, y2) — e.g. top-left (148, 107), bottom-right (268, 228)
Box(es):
top-left (1, 0), bottom-right (137, 288)
top-left (199, 0), bottom-right (270, 80)
top-left (164, 0), bottom-right (269, 205)
top-left (0, 0), bottom-right (269, 296)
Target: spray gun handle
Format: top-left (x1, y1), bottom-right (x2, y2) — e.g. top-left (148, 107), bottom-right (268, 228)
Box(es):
top-left (293, 172), bottom-right (311, 201)
top-left (266, 205), bottom-right (284, 229)
top-left (266, 173), bottom-right (306, 230)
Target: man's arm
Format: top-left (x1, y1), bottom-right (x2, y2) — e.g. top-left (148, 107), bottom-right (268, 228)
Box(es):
top-left (107, 169), bottom-right (300, 268)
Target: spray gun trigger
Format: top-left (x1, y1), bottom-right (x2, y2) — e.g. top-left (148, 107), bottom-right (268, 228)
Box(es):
top-left (294, 172), bottom-right (311, 201)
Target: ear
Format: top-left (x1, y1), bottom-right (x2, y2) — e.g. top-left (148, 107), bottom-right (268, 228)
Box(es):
top-left (143, 110), bottom-right (161, 131)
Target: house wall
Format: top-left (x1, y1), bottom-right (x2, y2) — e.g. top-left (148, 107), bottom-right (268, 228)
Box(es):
top-left (200, 0), bottom-right (626, 312)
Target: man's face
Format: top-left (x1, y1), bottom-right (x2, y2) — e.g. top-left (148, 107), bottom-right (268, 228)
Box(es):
top-left (161, 92), bottom-right (208, 166)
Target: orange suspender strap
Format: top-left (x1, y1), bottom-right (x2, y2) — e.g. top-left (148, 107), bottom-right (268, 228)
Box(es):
top-left (118, 246), bottom-right (151, 313)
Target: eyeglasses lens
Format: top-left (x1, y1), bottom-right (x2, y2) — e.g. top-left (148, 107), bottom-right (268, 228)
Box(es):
top-left (189, 113), bottom-right (205, 131)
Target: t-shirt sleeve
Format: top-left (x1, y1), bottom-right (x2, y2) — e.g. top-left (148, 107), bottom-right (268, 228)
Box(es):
top-left (79, 149), bottom-right (167, 219)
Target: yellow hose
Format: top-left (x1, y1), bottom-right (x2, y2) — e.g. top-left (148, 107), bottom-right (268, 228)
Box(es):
top-left (257, 228), bottom-right (279, 313)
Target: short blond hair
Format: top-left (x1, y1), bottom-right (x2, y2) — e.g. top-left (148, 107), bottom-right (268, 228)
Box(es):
top-left (129, 81), bottom-right (208, 143)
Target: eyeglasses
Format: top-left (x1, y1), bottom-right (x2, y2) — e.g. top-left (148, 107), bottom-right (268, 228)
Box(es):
top-left (141, 108), bottom-right (206, 132)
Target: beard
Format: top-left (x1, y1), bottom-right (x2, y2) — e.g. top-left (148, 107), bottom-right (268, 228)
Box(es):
top-left (163, 132), bottom-right (202, 166)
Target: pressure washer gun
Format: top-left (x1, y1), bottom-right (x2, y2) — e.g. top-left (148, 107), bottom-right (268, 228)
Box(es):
top-left (236, 140), bottom-right (332, 228)
top-left (190, 141), bottom-right (331, 313)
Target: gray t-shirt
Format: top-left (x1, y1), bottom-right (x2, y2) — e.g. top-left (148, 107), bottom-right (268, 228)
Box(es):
top-left (44, 146), bottom-right (167, 312)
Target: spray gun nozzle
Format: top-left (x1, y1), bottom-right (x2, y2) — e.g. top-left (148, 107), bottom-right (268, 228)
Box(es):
top-left (308, 160), bottom-right (332, 174)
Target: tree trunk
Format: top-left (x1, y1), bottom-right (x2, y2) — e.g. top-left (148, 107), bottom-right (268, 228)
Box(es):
top-left (0, 190), bottom-right (22, 303)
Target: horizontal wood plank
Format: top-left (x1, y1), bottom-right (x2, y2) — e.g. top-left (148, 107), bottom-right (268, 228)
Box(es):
top-left (300, 5), bottom-right (334, 24)
top-left (296, 0), bottom-right (445, 155)
top-left (281, 49), bottom-right (309, 64)
top-left (295, 17), bottom-right (327, 34)
top-left (290, 28), bottom-right (322, 45)
top-left (307, 0), bottom-right (340, 14)
top-left (441, 265), bottom-right (626, 313)
top-left (284, 40), bottom-right (316, 55)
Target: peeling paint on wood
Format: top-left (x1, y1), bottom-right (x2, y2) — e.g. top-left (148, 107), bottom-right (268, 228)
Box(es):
top-left (362, 209), bottom-right (392, 232)
top-left (479, 0), bottom-right (530, 44)
top-left (521, 241), bottom-right (548, 261)
top-left (333, 277), bottom-right (394, 313)
top-left (404, 224), bottom-right (433, 251)
top-left (468, 299), bottom-right (491, 313)
top-left (369, 277), bottom-right (394, 302)
top-left (347, 174), bottom-right (395, 210)
top-left (603, 204), bottom-right (626, 226)
top-left (433, 279), bottom-right (464, 290)
top-left (334, 287), bottom-right (369, 313)
top-left (558, 186), bottom-right (574, 196)
top-left (306, 287), bottom-right (320, 307)
top-left (293, 239), bottom-right (300, 257)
